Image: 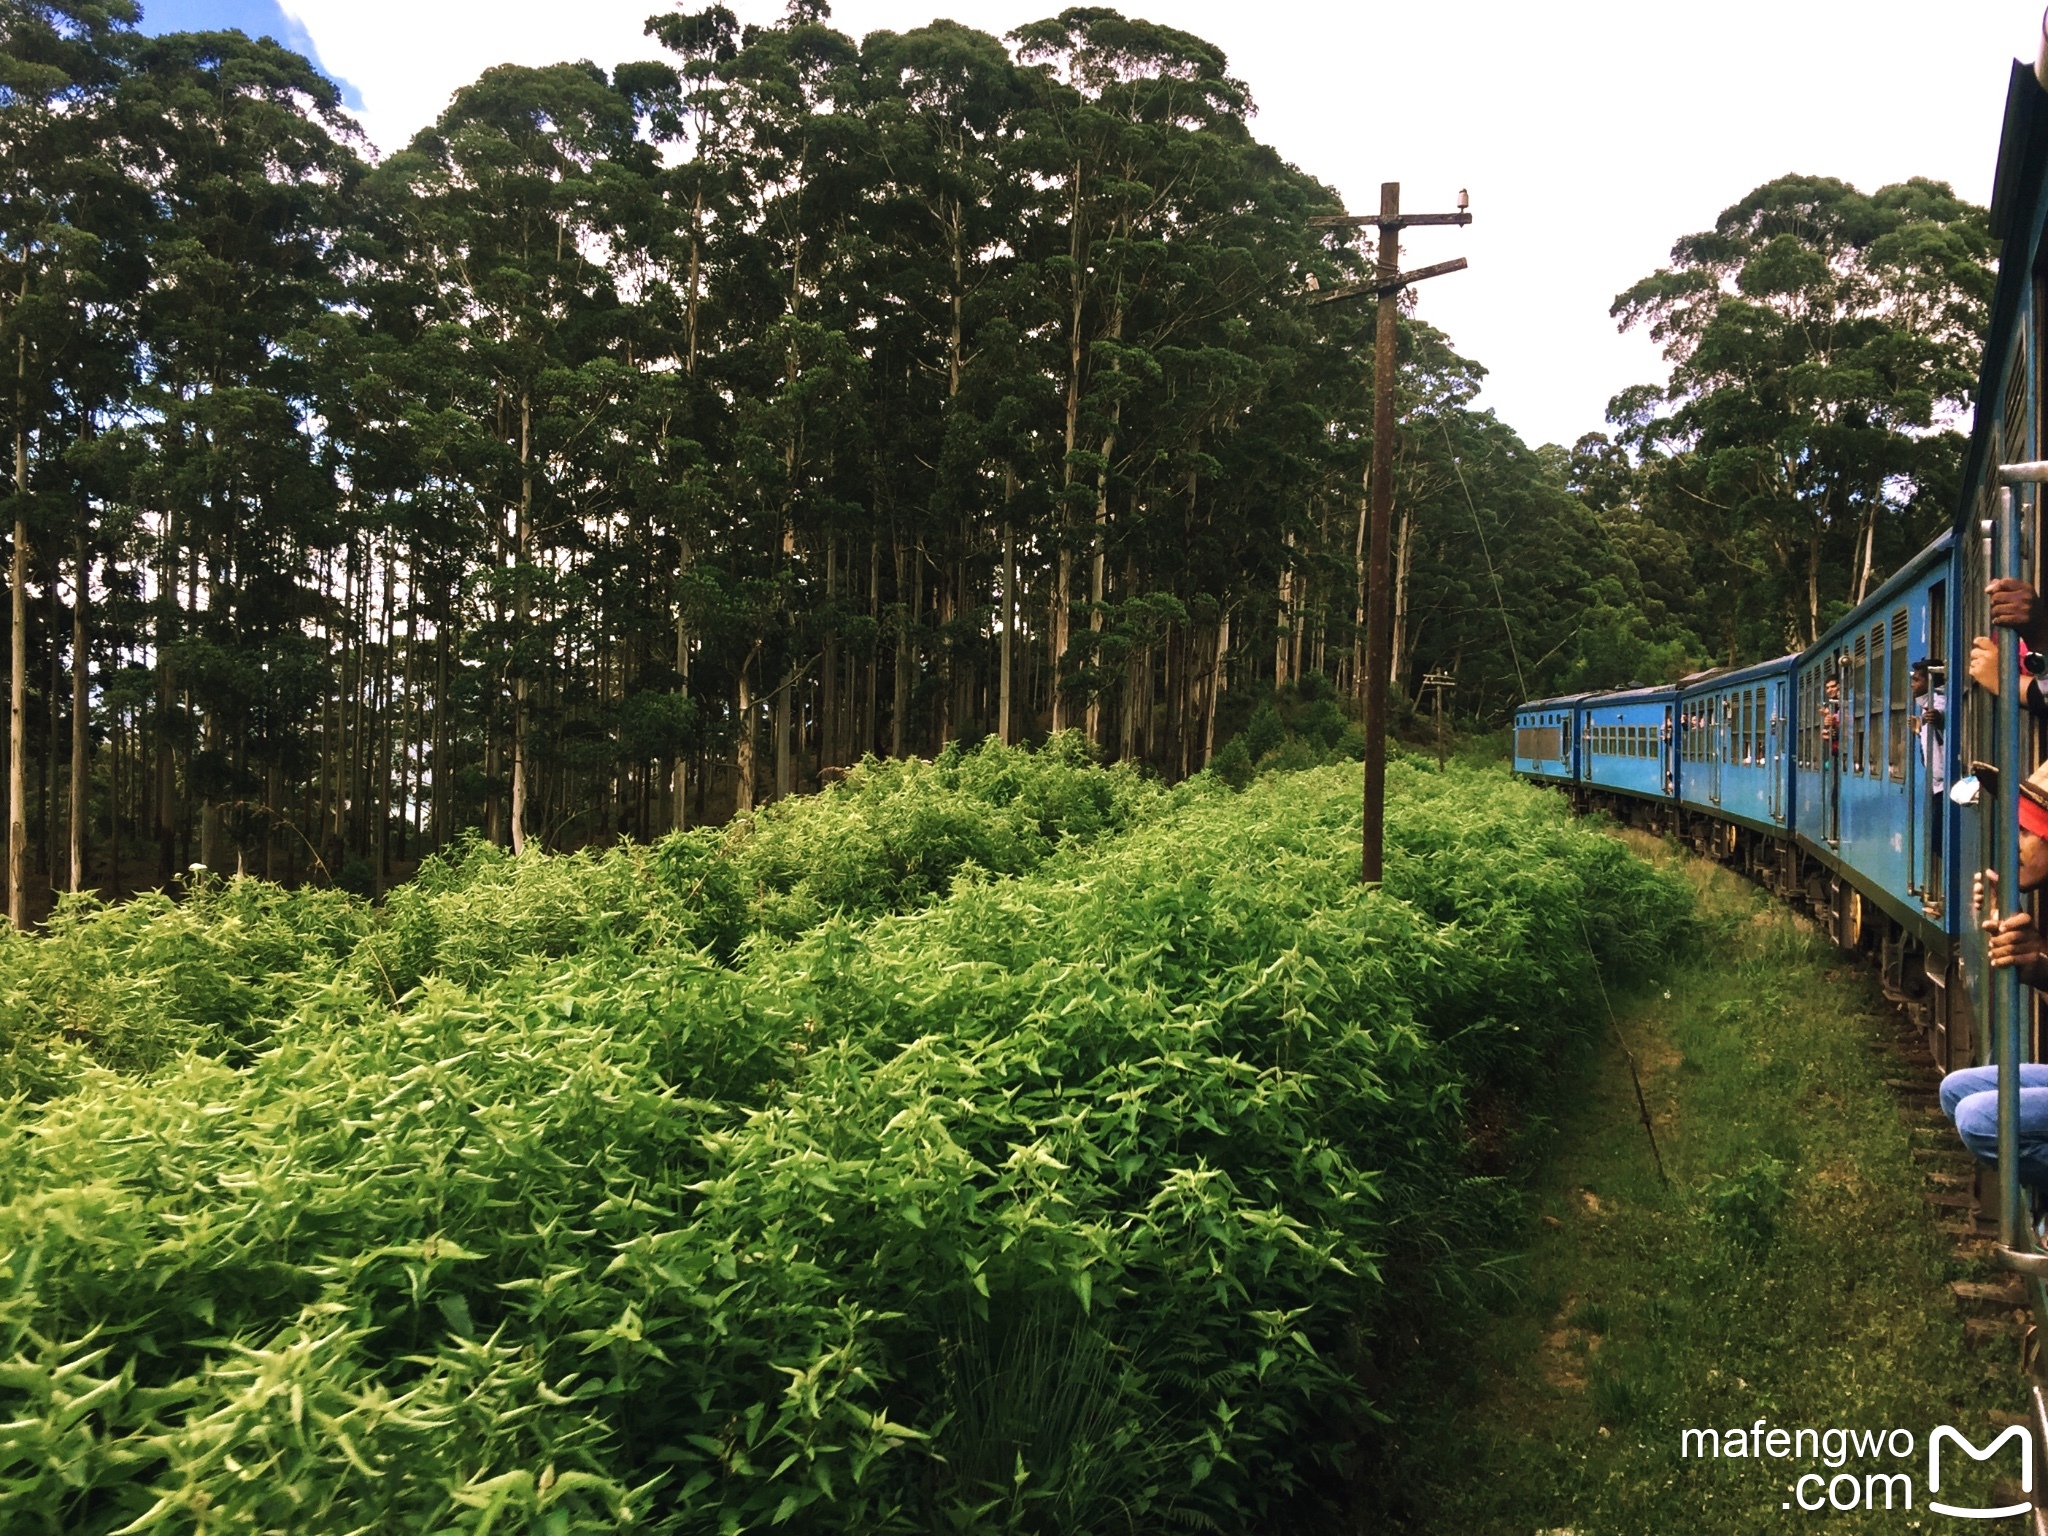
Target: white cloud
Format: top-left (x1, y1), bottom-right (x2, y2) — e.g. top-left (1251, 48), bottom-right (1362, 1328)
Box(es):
top-left (279, 0), bottom-right (2042, 450)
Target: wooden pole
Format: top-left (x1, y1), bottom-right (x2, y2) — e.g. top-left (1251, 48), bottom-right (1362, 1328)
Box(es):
top-left (1362, 181), bottom-right (1400, 885)
top-left (1310, 188), bottom-right (1469, 884)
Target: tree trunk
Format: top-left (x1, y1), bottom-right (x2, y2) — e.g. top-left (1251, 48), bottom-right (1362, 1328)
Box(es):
top-left (671, 537), bottom-right (691, 832)
top-left (999, 506), bottom-right (1016, 746)
top-left (1807, 532), bottom-right (1821, 647)
top-left (1275, 551), bottom-right (1292, 692)
top-left (734, 655), bottom-right (756, 816)
top-left (821, 538), bottom-right (839, 770)
top-left (773, 670), bottom-right (792, 800)
top-left (1206, 610), bottom-right (1230, 764)
top-left (891, 538), bottom-right (910, 756)
top-left (70, 526), bottom-right (86, 893)
top-left (9, 360), bottom-right (26, 928)
top-left (509, 390), bottom-right (531, 856)
top-left (1854, 500), bottom-right (1878, 605)
top-left (863, 539), bottom-right (879, 756)
top-left (1390, 504), bottom-right (1413, 699)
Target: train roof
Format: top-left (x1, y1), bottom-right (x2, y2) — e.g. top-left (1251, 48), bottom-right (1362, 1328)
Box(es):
top-left (1577, 683), bottom-right (1679, 708)
top-left (1960, 61), bottom-right (2048, 512)
top-left (1677, 654), bottom-right (1797, 695)
top-left (1806, 527), bottom-right (1956, 660)
top-left (1516, 693), bottom-right (1595, 711)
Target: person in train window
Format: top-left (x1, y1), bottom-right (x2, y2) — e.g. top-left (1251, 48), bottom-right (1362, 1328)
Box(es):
top-left (1913, 658), bottom-right (1947, 797)
top-left (1942, 761), bottom-right (2048, 1205)
top-left (1966, 577), bottom-right (2048, 716)
top-left (1822, 672), bottom-right (1842, 756)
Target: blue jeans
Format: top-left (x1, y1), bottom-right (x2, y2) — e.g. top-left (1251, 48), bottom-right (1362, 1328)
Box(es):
top-left (1941, 1064), bottom-right (2048, 1192)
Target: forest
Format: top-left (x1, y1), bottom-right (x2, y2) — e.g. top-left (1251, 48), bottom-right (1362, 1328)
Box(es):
top-left (0, 0), bottom-right (2002, 916)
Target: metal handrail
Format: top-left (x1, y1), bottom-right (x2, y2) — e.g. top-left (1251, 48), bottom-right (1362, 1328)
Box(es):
top-left (1994, 483), bottom-right (2030, 1256)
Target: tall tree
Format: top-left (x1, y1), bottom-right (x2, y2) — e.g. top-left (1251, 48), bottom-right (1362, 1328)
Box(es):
top-left (1610, 174), bottom-right (1992, 651)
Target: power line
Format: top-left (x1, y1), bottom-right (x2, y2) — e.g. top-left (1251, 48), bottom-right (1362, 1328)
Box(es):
top-left (1441, 415), bottom-right (1526, 699)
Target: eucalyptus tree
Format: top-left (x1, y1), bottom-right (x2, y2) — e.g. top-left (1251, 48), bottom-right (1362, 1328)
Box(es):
top-left (108, 26), bottom-right (363, 887)
top-left (382, 61), bottom-right (641, 851)
top-left (0, 0), bottom-right (154, 919)
top-left (1611, 174), bottom-right (1992, 650)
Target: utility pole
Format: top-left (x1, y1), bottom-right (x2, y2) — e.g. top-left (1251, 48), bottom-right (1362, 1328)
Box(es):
top-left (1421, 670), bottom-right (1455, 769)
top-left (1309, 183), bottom-right (1469, 884)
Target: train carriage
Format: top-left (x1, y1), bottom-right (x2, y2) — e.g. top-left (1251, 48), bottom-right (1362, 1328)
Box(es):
top-left (1501, 22), bottom-right (2048, 1460)
top-left (1676, 658), bottom-right (1797, 849)
top-left (1791, 531), bottom-right (1955, 962)
top-left (1575, 686), bottom-right (1677, 814)
top-left (1512, 696), bottom-right (1584, 784)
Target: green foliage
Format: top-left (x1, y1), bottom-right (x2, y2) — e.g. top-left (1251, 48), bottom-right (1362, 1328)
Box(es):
top-left (1700, 1154), bottom-right (1793, 1253)
top-left (0, 759), bottom-right (1691, 1532)
top-left (0, 873), bottom-right (371, 1097)
top-left (1606, 174), bottom-right (1993, 659)
top-left (727, 733), bottom-right (1161, 938)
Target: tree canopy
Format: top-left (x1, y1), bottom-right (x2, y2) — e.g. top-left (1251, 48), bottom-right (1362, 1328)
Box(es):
top-left (1605, 173), bottom-right (1994, 658)
top-left (0, 3), bottom-right (1995, 911)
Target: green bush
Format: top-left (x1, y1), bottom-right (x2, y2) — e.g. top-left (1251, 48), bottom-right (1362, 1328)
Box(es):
top-left (0, 737), bottom-right (1165, 1092)
top-left (0, 759), bottom-right (1692, 1532)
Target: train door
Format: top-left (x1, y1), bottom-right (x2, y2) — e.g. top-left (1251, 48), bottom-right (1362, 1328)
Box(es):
top-left (1708, 693), bottom-right (1721, 804)
top-left (1923, 583), bottom-right (1946, 913)
top-left (1662, 705), bottom-right (1674, 795)
top-left (1769, 678), bottom-right (1787, 823)
top-left (1826, 654), bottom-right (1843, 847)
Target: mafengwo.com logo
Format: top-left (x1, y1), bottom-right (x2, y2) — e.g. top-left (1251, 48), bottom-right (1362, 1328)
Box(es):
top-left (1679, 1420), bottom-right (2032, 1517)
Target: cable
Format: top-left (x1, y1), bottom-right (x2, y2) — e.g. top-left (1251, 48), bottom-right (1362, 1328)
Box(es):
top-left (1577, 908), bottom-right (1671, 1187)
top-left (1441, 416), bottom-right (1527, 698)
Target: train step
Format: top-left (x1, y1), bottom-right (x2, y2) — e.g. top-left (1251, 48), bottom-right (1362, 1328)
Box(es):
top-left (1925, 1190), bottom-right (1979, 1211)
top-left (1953, 1279), bottom-right (2028, 1313)
top-left (1965, 1314), bottom-right (2024, 1348)
top-left (1927, 1170), bottom-right (1975, 1189)
top-left (1911, 1146), bottom-right (1973, 1167)
top-left (1883, 1078), bottom-right (1940, 1097)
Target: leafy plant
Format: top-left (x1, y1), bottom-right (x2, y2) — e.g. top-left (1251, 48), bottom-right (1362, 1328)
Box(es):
top-left (0, 759), bottom-right (1691, 1532)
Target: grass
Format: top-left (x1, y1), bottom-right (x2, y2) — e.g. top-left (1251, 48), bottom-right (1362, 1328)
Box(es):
top-left (1396, 829), bottom-right (2017, 1533)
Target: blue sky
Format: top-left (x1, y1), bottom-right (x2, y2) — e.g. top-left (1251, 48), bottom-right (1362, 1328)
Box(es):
top-left (135, 0), bottom-right (362, 107)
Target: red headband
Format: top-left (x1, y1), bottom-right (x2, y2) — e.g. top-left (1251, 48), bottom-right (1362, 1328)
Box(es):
top-left (2022, 792), bottom-right (2048, 840)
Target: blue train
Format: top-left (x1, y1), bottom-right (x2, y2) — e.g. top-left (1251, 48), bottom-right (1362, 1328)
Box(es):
top-left (1514, 44), bottom-right (2048, 1323)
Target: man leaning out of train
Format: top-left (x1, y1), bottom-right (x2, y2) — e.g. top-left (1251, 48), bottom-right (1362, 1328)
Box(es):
top-left (1944, 760), bottom-right (2048, 1213)
top-left (1966, 576), bottom-right (2048, 714)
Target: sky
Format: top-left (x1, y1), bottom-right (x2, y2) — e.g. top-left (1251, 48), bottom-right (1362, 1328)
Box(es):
top-left (136, 0), bottom-right (2048, 450)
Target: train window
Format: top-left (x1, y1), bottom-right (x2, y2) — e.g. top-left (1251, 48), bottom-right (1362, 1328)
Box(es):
top-left (1888, 609), bottom-right (1908, 781)
top-left (1869, 624), bottom-right (1885, 778)
top-left (1800, 674), bottom-right (1812, 767)
top-left (1742, 691), bottom-right (1754, 764)
top-left (1853, 635), bottom-right (1867, 774)
top-left (1757, 686), bottom-right (1768, 760)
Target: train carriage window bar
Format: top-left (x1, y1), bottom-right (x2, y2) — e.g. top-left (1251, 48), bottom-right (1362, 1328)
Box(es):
top-left (1853, 635), bottom-right (1868, 774)
top-left (1889, 609), bottom-right (1909, 781)
top-left (1869, 624), bottom-right (1886, 779)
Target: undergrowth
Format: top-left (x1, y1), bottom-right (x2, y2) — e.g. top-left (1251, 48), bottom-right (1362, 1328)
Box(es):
top-left (0, 749), bottom-right (1692, 1533)
top-left (1400, 836), bottom-right (2012, 1534)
